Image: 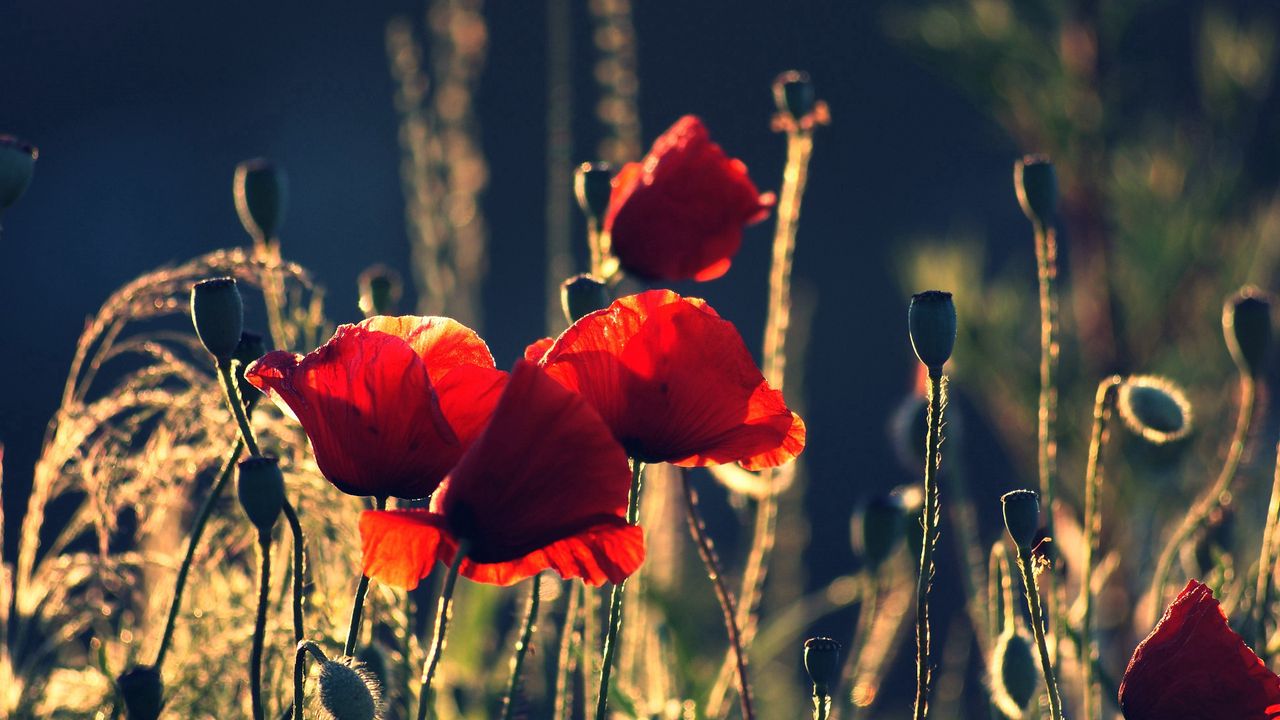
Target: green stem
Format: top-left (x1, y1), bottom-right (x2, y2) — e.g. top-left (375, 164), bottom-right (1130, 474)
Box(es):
top-left (1255, 435), bottom-right (1280, 661)
top-left (594, 459), bottom-right (643, 719)
top-left (913, 371), bottom-right (945, 720)
top-left (154, 438), bottom-right (245, 669)
top-left (1033, 222), bottom-right (1065, 671)
top-left (250, 531), bottom-right (272, 720)
top-left (986, 543), bottom-right (1013, 720)
top-left (1080, 376), bottom-right (1120, 720)
top-left (218, 361), bottom-right (260, 456)
top-left (501, 573), bottom-right (543, 720)
top-left (282, 499), bottom-right (307, 645)
top-left (1015, 546), bottom-right (1064, 720)
top-left (345, 497), bottom-right (387, 656)
top-left (553, 582), bottom-right (583, 720)
top-left (295, 641), bottom-right (329, 719)
top-left (417, 539), bottom-right (471, 720)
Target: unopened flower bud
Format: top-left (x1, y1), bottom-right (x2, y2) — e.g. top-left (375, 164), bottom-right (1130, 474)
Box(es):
top-left (0, 135), bottom-right (38, 212)
top-left (991, 629), bottom-right (1040, 719)
top-left (773, 70), bottom-right (816, 123)
top-left (116, 665), bottom-right (163, 720)
top-left (234, 331), bottom-right (268, 409)
top-left (574, 162), bottom-right (613, 223)
top-left (1223, 287), bottom-right (1273, 378)
top-left (1001, 490), bottom-right (1040, 550)
top-left (908, 291), bottom-right (957, 372)
top-left (357, 264), bottom-right (403, 318)
top-left (314, 656), bottom-right (383, 720)
top-left (803, 637), bottom-right (841, 697)
top-left (234, 158), bottom-right (288, 240)
top-left (561, 274), bottom-right (610, 323)
top-left (1014, 155), bottom-right (1057, 228)
top-left (852, 493), bottom-right (907, 571)
top-left (191, 278), bottom-right (244, 364)
top-left (238, 455), bottom-right (285, 534)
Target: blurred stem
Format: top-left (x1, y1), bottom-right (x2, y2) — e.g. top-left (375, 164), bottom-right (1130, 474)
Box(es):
top-left (1015, 546), bottom-right (1064, 720)
top-left (986, 543), bottom-right (1014, 720)
top-left (345, 497), bottom-right (387, 656)
top-left (553, 582), bottom-right (583, 720)
top-left (1150, 376), bottom-right (1255, 619)
top-left (295, 641), bottom-right (329, 719)
top-left (587, 218), bottom-right (605, 279)
top-left (912, 371), bottom-right (945, 720)
top-left (839, 574), bottom-right (876, 715)
top-left (1032, 220), bottom-right (1064, 670)
top-left (595, 460), bottom-right (643, 719)
top-left (681, 470), bottom-right (755, 720)
top-left (250, 531), bottom-right (272, 720)
top-left (501, 573), bottom-right (543, 720)
top-left (1080, 376), bottom-right (1121, 720)
top-left (417, 538), bottom-right (471, 720)
top-left (1255, 435), bottom-right (1280, 661)
top-left (254, 237), bottom-right (293, 352)
top-left (813, 693), bottom-right (831, 720)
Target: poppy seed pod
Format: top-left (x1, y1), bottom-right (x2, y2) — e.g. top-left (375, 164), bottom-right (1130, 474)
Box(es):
top-left (234, 158), bottom-right (288, 240)
top-left (1117, 375), bottom-right (1194, 447)
top-left (357, 264), bottom-right (403, 318)
top-left (237, 455), bottom-right (285, 534)
top-left (116, 665), bottom-right (163, 720)
top-left (574, 162), bottom-right (613, 223)
top-left (773, 70), bottom-right (816, 122)
top-left (852, 492), bottom-right (907, 571)
top-left (1001, 490), bottom-right (1040, 550)
top-left (1014, 155), bottom-right (1057, 228)
top-left (0, 135), bottom-right (38, 211)
top-left (1223, 288), bottom-right (1273, 378)
top-left (991, 630), bottom-right (1040, 719)
top-left (908, 291), bottom-right (957, 371)
top-left (560, 274), bottom-right (610, 323)
top-left (314, 657), bottom-right (383, 720)
top-left (191, 278), bottom-right (244, 364)
top-left (803, 637), bottom-right (841, 696)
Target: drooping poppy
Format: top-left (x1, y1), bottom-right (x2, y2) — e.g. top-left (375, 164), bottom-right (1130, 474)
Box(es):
top-left (245, 315), bottom-right (506, 500)
top-left (1119, 579), bottom-right (1280, 719)
top-left (359, 360), bottom-right (644, 588)
top-left (604, 115), bottom-right (774, 282)
top-left (534, 289), bottom-right (805, 470)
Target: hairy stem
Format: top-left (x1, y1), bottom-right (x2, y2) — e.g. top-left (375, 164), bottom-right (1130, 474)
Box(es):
top-left (218, 361), bottom-right (260, 456)
top-left (250, 532), bottom-right (272, 720)
top-left (1080, 377), bottom-right (1120, 720)
top-left (282, 499), bottom-right (307, 646)
top-left (595, 460), bottom-right (643, 719)
top-left (553, 582), bottom-right (583, 720)
top-left (913, 372), bottom-right (946, 720)
top-left (295, 641), bottom-right (329, 719)
top-left (345, 497), bottom-right (387, 656)
top-left (417, 539), bottom-right (470, 720)
top-left (502, 573), bottom-right (543, 720)
top-left (1016, 546), bottom-right (1064, 720)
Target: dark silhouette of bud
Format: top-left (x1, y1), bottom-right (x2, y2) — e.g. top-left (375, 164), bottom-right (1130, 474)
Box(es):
top-left (773, 71), bottom-right (816, 122)
top-left (0, 135), bottom-right (38, 212)
top-left (1001, 490), bottom-right (1040, 550)
top-left (1223, 287), bottom-right (1273, 378)
top-left (234, 158), bottom-right (288, 240)
top-left (1117, 375), bottom-right (1193, 447)
top-left (191, 278), bottom-right (245, 364)
top-left (357, 264), bottom-right (403, 318)
top-left (238, 455), bottom-right (285, 534)
top-left (991, 629), bottom-right (1039, 718)
top-left (852, 493), bottom-right (908, 571)
top-left (560, 274), bottom-right (610, 323)
top-left (314, 656), bottom-right (383, 720)
top-left (1014, 155), bottom-right (1057, 228)
top-left (908, 291), bottom-right (957, 372)
top-left (234, 331), bottom-right (268, 409)
top-left (116, 665), bottom-right (163, 720)
top-left (803, 637), bottom-right (841, 697)
top-left (574, 162), bottom-right (613, 223)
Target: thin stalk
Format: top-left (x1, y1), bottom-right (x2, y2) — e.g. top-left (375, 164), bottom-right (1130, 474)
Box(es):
top-left (295, 641), bottom-right (329, 720)
top-left (501, 573), bottom-right (544, 720)
top-left (554, 582), bottom-right (583, 720)
top-left (1150, 376), bottom-right (1255, 619)
top-left (1015, 546), bottom-right (1064, 720)
top-left (218, 362), bottom-right (260, 456)
top-left (154, 438), bottom-right (245, 668)
top-left (912, 371), bottom-right (946, 720)
top-left (282, 499), bottom-right (306, 645)
top-left (345, 497), bottom-right (388, 656)
top-left (813, 693), bottom-right (831, 720)
top-left (595, 459), bottom-right (643, 719)
top-left (1032, 220), bottom-right (1065, 671)
top-left (1080, 376), bottom-right (1121, 720)
top-left (417, 539), bottom-right (471, 720)
top-left (680, 471), bottom-right (755, 720)
top-left (840, 575), bottom-right (877, 716)
top-left (1255, 435), bottom-right (1280, 661)
top-left (986, 544), bottom-right (1013, 720)
top-left (250, 531), bottom-right (272, 720)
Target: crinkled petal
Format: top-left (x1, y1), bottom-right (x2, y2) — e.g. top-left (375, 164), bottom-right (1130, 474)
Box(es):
top-left (524, 337), bottom-right (555, 363)
top-left (443, 522), bottom-right (643, 587)
top-left (359, 315), bottom-right (495, 383)
top-left (359, 509), bottom-right (448, 590)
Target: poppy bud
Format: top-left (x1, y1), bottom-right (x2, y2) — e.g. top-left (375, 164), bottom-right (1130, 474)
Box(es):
top-left (1117, 375), bottom-right (1193, 447)
top-left (116, 664), bottom-right (163, 720)
top-left (803, 637), bottom-right (841, 696)
top-left (772, 70), bottom-right (817, 122)
top-left (574, 162), bottom-right (613, 223)
top-left (0, 135), bottom-right (38, 212)
top-left (852, 492), bottom-right (907, 571)
top-left (191, 278), bottom-right (245, 364)
top-left (560, 274), bottom-right (610, 323)
top-left (233, 331), bottom-right (268, 409)
top-left (357, 264), bottom-right (403, 318)
top-left (1014, 155), bottom-right (1057, 228)
top-left (237, 455), bottom-right (285, 534)
top-left (1001, 490), bottom-right (1040, 550)
top-left (234, 158), bottom-right (288, 240)
top-left (991, 629), bottom-right (1040, 719)
top-left (1223, 287), bottom-right (1273, 378)
top-left (314, 656), bottom-right (382, 720)
top-left (908, 291), bottom-right (957, 372)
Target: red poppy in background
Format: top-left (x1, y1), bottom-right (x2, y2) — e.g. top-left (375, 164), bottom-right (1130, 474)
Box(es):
top-left (359, 360), bottom-right (644, 588)
top-left (246, 316), bottom-right (506, 500)
top-left (604, 115), bottom-right (774, 282)
top-left (1119, 579), bottom-right (1280, 719)
top-left (535, 289), bottom-right (805, 470)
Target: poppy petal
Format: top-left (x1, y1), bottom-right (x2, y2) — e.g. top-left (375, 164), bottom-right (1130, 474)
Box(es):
top-left (433, 365), bottom-right (508, 449)
top-left (359, 509), bottom-right (449, 590)
top-left (524, 337), bottom-right (554, 363)
top-left (441, 522), bottom-right (644, 587)
top-left (359, 315), bottom-right (495, 383)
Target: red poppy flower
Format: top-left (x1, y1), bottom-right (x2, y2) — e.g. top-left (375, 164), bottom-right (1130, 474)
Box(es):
top-left (535, 289), bottom-right (805, 470)
top-left (359, 360), bottom-right (644, 588)
top-left (604, 115), bottom-right (774, 282)
top-left (245, 316), bottom-right (507, 500)
top-left (1119, 579), bottom-right (1280, 719)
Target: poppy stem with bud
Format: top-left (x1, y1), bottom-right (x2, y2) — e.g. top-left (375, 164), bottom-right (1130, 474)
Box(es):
top-left (250, 531), bottom-right (272, 720)
top-left (417, 538), bottom-right (471, 720)
top-left (344, 497), bottom-right (387, 657)
top-left (501, 572), bottom-right (543, 720)
top-left (1080, 376), bottom-right (1121, 720)
top-left (1002, 490), bottom-right (1064, 720)
top-left (295, 640), bottom-right (330, 719)
top-left (595, 459), bottom-right (643, 719)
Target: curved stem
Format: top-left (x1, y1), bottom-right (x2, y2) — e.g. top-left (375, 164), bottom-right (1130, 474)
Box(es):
top-left (501, 573), bottom-right (543, 720)
top-left (553, 582), bottom-right (583, 720)
top-left (417, 539), bottom-right (470, 720)
top-left (1150, 376), bottom-right (1255, 619)
top-left (1016, 546), bottom-right (1064, 720)
top-left (813, 694), bottom-right (831, 720)
top-left (250, 531), bottom-right (272, 720)
top-left (1080, 376), bottom-right (1121, 720)
top-left (282, 499), bottom-right (307, 645)
top-left (681, 470), bottom-right (755, 720)
top-left (1255, 435), bottom-right (1280, 661)
top-left (345, 497), bottom-right (387, 656)
top-left (218, 361), bottom-right (260, 456)
top-left (295, 641), bottom-right (330, 719)
top-left (595, 459), bottom-right (643, 719)
top-left (912, 372), bottom-right (946, 720)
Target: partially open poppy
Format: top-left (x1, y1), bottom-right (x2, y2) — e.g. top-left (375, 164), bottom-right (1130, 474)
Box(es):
top-left (604, 115), bottom-right (774, 282)
top-left (245, 316), bottom-right (506, 500)
top-left (359, 360), bottom-right (644, 588)
top-left (535, 289), bottom-right (805, 470)
top-left (1119, 579), bottom-right (1280, 719)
